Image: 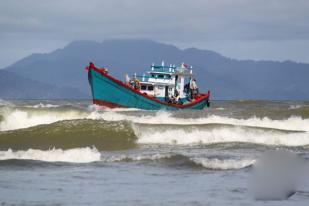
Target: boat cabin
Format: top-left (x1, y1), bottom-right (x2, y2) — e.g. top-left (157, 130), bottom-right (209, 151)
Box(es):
top-left (132, 62), bottom-right (194, 104)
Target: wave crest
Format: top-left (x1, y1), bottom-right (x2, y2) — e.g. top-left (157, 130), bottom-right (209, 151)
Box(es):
top-left (1, 107), bottom-right (309, 132)
top-left (101, 153), bottom-right (254, 170)
top-left (133, 123), bottom-right (309, 147)
top-left (191, 158), bottom-right (255, 170)
top-left (0, 147), bottom-right (101, 163)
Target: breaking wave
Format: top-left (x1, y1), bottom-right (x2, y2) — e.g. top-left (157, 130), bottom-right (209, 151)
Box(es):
top-left (101, 153), bottom-right (254, 170)
top-left (28, 103), bottom-right (61, 108)
top-left (0, 99), bottom-right (11, 106)
top-left (0, 147), bottom-right (101, 163)
top-left (101, 153), bottom-right (174, 162)
top-left (289, 105), bottom-right (303, 110)
top-left (191, 157), bottom-right (255, 170)
top-left (1, 106), bottom-right (309, 148)
top-left (92, 111), bottom-right (309, 132)
top-left (0, 148), bottom-right (253, 170)
top-left (1, 106), bottom-right (309, 132)
top-left (0, 120), bottom-right (136, 151)
top-left (134, 123), bottom-right (309, 147)
top-left (0, 108), bottom-right (87, 131)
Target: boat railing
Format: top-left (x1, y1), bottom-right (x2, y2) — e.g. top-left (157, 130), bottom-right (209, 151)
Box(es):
top-left (134, 75), bottom-right (172, 82)
top-left (150, 65), bottom-right (176, 73)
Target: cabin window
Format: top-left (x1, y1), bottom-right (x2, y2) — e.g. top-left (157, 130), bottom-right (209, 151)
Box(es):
top-left (151, 74), bottom-right (155, 78)
top-left (158, 74), bottom-right (164, 78)
top-left (166, 75), bottom-right (171, 79)
top-left (148, 85), bottom-right (154, 91)
top-left (141, 85), bottom-right (147, 90)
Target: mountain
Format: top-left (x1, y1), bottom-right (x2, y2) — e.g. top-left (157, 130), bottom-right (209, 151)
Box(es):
top-left (0, 70), bottom-right (87, 99)
top-left (3, 39), bottom-right (309, 100)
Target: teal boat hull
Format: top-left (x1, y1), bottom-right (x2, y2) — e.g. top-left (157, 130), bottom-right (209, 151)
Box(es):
top-left (88, 68), bottom-right (210, 110)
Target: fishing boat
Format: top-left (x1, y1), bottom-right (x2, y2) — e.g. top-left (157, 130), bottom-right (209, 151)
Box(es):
top-left (86, 62), bottom-right (210, 110)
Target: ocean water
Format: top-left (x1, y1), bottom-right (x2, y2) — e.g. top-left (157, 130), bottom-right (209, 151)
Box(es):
top-left (0, 99), bottom-right (309, 205)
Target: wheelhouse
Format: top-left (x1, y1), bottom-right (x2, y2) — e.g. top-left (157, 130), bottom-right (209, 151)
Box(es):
top-left (132, 61), bottom-right (194, 103)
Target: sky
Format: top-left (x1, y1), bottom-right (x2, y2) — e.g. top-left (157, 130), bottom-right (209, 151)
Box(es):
top-left (0, 0), bottom-right (309, 68)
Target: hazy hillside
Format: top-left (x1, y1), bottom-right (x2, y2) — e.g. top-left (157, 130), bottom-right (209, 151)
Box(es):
top-left (0, 70), bottom-right (87, 99)
top-left (4, 39), bottom-right (309, 100)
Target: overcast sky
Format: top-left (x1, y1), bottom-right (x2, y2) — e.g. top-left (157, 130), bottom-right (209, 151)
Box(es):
top-left (1, 0), bottom-right (309, 68)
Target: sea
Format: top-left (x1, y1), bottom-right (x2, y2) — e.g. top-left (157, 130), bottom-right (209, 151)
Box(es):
top-left (0, 99), bottom-right (309, 206)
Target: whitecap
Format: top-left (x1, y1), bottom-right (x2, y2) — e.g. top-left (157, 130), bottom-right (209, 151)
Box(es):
top-left (0, 147), bottom-right (101, 163)
top-left (191, 157), bottom-right (255, 170)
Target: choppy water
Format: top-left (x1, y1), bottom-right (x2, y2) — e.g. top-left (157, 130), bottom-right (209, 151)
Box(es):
top-left (0, 99), bottom-right (309, 205)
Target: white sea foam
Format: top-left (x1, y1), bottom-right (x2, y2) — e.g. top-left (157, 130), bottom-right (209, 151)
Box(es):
top-left (0, 147), bottom-right (101, 163)
top-left (1, 108), bottom-right (309, 134)
top-left (0, 99), bottom-right (11, 106)
top-left (92, 111), bottom-right (309, 132)
top-left (101, 153), bottom-right (254, 170)
top-left (0, 109), bottom-right (87, 131)
top-left (134, 126), bottom-right (309, 147)
top-left (289, 105), bottom-right (303, 110)
top-left (87, 104), bottom-right (140, 112)
top-left (30, 103), bottom-right (60, 108)
top-left (101, 153), bottom-right (173, 162)
top-left (192, 158), bottom-right (255, 170)
top-left (214, 107), bottom-right (225, 110)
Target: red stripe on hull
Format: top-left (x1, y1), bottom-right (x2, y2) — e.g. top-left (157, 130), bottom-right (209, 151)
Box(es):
top-left (93, 99), bottom-right (125, 108)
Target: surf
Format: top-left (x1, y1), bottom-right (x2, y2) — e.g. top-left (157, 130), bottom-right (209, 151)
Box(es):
top-left (2, 106), bottom-right (309, 132)
top-left (1, 102), bottom-right (309, 149)
top-left (0, 147), bottom-right (101, 163)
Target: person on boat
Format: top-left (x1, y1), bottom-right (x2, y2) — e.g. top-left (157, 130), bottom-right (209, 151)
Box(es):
top-left (189, 78), bottom-right (199, 100)
top-left (174, 89), bottom-right (180, 102)
top-left (154, 86), bottom-right (160, 97)
top-left (125, 74), bottom-right (130, 85)
top-left (168, 95), bottom-right (176, 104)
top-left (134, 79), bottom-right (141, 90)
top-left (193, 79), bottom-right (199, 94)
top-left (129, 79), bottom-right (135, 88)
top-left (184, 82), bottom-right (190, 97)
top-left (167, 89), bottom-right (180, 104)
top-left (189, 78), bottom-right (194, 100)
top-left (174, 91), bottom-right (180, 104)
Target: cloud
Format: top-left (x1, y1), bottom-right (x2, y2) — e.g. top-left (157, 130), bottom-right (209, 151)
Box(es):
top-left (0, 0), bottom-right (309, 67)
